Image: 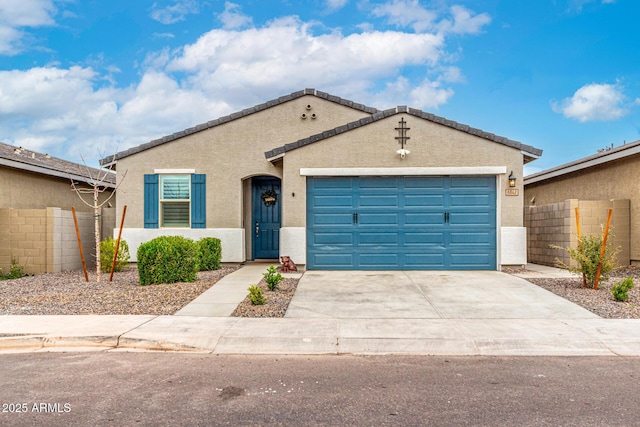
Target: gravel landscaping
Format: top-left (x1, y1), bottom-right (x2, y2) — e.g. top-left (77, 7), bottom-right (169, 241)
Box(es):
top-left (505, 266), bottom-right (640, 319)
top-left (231, 277), bottom-right (299, 318)
top-left (1, 263), bottom-right (639, 319)
top-left (0, 265), bottom-right (239, 315)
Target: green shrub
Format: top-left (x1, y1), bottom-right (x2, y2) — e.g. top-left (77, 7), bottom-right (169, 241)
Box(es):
top-left (263, 264), bottom-right (283, 291)
top-left (137, 236), bottom-right (199, 286)
top-left (100, 237), bottom-right (130, 273)
top-left (1, 258), bottom-right (26, 280)
top-left (197, 237), bottom-right (222, 271)
top-left (553, 229), bottom-right (619, 289)
top-left (248, 284), bottom-right (267, 305)
top-left (612, 277), bottom-right (634, 302)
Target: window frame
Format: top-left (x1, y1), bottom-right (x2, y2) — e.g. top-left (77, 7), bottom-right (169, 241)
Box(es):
top-left (159, 174), bottom-right (192, 228)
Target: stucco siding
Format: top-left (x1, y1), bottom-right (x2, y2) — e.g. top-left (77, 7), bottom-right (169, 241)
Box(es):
top-left (281, 114), bottom-right (524, 229)
top-left (0, 167), bottom-right (113, 212)
top-left (115, 95), bottom-right (370, 229)
top-left (525, 155), bottom-right (640, 262)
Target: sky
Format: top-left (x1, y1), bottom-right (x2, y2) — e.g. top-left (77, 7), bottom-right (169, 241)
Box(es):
top-left (0, 0), bottom-right (638, 175)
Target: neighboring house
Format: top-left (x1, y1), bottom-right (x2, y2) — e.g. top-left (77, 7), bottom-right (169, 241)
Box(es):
top-left (525, 139), bottom-right (640, 266)
top-left (0, 141), bottom-right (116, 211)
top-left (0, 142), bottom-right (116, 274)
top-left (101, 89), bottom-right (542, 270)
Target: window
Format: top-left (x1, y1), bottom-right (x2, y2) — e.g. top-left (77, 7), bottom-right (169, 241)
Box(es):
top-left (144, 173), bottom-right (205, 229)
top-left (160, 175), bottom-right (190, 227)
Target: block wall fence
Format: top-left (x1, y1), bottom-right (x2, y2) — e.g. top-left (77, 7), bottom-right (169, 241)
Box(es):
top-left (525, 199), bottom-right (630, 268)
top-left (0, 207), bottom-right (116, 275)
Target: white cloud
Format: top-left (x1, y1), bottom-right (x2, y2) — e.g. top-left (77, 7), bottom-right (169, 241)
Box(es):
top-left (565, 0), bottom-right (616, 12)
top-left (167, 16), bottom-right (444, 95)
top-left (217, 1), bottom-right (253, 29)
top-left (371, 0), bottom-right (438, 33)
top-left (325, 0), bottom-right (349, 11)
top-left (552, 83), bottom-right (628, 122)
top-left (0, 0), bottom-right (57, 54)
top-left (1, 3), bottom-right (489, 164)
top-left (371, 76), bottom-right (454, 109)
top-left (0, 66), bottom-right (227, 163)
top-left (438, 5), bottom-right (491, 35)
top-left (371, 1), bottom-right (490, 35)
top-left (150, 0), bottom-right (200, 25)
top-left (153, 32), bottom-right (176, 39)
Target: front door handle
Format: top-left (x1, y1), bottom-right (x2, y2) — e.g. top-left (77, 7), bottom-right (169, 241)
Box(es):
top-left (255, 221), bottom-right (260, 237)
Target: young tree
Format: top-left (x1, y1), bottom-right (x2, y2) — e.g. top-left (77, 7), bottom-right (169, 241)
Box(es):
top-left (69, 157), bottom-right (126, 282)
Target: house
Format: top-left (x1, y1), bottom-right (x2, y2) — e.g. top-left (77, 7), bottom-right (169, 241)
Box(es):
top-left (101, 89), bottom-right (542, 270)
top-left (0, 142), bottom-right (115, 210)
top-left (525, 140), bottom-right (640, 266)
top-left (0, 142), bottom-right (116, 274)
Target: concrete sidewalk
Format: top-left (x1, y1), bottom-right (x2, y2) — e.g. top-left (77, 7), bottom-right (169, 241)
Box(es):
top-left (2, 314), bottom-right (640, 356)
top-left (1, 264), bottom-right (640, 356)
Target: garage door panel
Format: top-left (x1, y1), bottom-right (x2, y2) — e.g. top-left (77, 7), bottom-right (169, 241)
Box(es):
top-left (405, 253), bottom-right (446, 267)
top-left (449, 253), bottom-right (494, 269)
top-left (450, 176), bottom-right (494, 189)
top-left (312, 213), bottom-right (354, 225)
top-left (404, 194), bottom-right (445, 207)
top-left (450, 231), bottom-right (492, 245)
top-left (312, 232), bottom-right (354, 245)
top-left (405, 176), bottom-right (444, 188)
top-left (310, 253), bottom-right (355, 269)
top-left (404, 212), bottom-right (443, 225)
top-left (358, 213), bottom-right (399, 226)
top-left (359, 232), bottom-right (399, 245)
top-left (359, 195), bottom-right (398, 207)
top-left (450, 194), bottom-right (493, 207)
top-left (311, 177), bottom-right (355, 190)
top-left (404, 232), bottom-right (445, 245)
top-left (312, 195), bottom-right (353, 207)
top-left (359, 253), bottom-right (400, 268)
top-left (450, 212), bottom-right (493, 226)
top-left (359, 177), bottom-right (398, 189)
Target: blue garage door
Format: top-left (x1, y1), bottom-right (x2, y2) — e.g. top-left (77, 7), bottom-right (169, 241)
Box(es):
top-left (306, 176), bottom-right (496, 270)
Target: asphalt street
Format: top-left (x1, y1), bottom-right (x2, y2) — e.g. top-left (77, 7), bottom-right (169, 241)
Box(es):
top-left (1, 353), bottom-right (639, 426)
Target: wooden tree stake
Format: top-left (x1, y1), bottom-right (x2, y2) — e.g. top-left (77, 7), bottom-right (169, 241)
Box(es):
top-left (594, 208), bottom-right (613, 290)
top-left (72, 207), bottom-right (89, 282)
top-left (575, 207), bottom-right (587, 288)
top-left (109, 205), bottom-right (127, 282)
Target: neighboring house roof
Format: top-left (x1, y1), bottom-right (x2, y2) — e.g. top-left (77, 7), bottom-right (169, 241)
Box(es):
top-left (525, 139), bottom-right (640, 185)
top-left (264, 105), bottom-right (543, 163)
top-left (0, 141), bottom-right (115, 187)
top-left (100, 88), bottom-right (380, 166)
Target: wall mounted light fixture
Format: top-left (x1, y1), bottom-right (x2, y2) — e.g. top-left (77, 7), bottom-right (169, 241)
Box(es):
top-left (508, 171), bottom-right (516, 188)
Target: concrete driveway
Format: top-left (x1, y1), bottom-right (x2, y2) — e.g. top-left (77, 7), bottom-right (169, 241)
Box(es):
top-left (285, 270), bottom-right (598, 319)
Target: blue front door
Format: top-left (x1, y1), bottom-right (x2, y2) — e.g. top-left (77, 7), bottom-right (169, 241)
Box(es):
top-left (252, 177), bottom-right (281, 259)
top-left (306, 176), bottom-right (496, 270)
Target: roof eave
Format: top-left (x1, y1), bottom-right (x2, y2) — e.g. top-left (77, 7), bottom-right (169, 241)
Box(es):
top-left (103, 88), bottom-right (380, 164)
top-left (525, 140), bottom-right (640, 185)
top-left (0, 158), bottom-right (116, 189)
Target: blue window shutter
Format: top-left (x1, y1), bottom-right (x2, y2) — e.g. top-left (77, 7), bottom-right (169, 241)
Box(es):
top-left (191, 174), bottom-right (206, 228)
top-left (144, 174), bottom-right (159, 229)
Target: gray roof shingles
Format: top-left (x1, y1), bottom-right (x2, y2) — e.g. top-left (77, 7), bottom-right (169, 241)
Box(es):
top-left (525, 138), bottom-right (640, 183)
top-left (264, 105), bottom-right (543, 160)
top-left (0, 141), bottom-right (115, 185)
top-left (99, 88), bottom-right (542, 165)
top-left (100, 88), bottom-right (379, 165)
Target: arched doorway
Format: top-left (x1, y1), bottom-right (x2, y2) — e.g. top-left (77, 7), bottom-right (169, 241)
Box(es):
top-left (251, 176), bottom-right (281, 260)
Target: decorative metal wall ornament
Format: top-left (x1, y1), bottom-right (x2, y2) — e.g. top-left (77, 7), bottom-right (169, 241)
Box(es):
top-left (395, 117), bottom-right (411, 159)
top-left (261, 189), bottom-right (278, 207)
